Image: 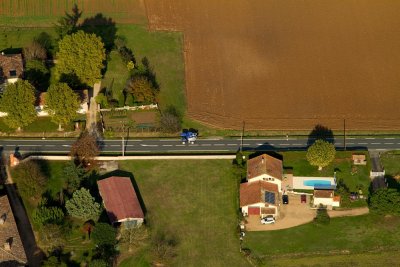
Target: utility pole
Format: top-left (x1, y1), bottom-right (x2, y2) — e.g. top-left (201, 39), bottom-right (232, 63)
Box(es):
top-left (343, 119), bottom-right (346, 151)
top-left (240, 121), bottom-right (245, 152)
top-left (121, 123), bottom-right (125, 157)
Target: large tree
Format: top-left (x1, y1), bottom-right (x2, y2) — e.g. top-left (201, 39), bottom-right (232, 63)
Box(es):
top-left (54, 4), bottom-right (82, 39)
top-left (306, 139), bottom-right (336, 170)
top-left (65, 188), bottom-right (102, 221)
top-left (70, 131), bottom-right (99, 167)
top-left (12, 160), bottom-right (46, 199)
top-left (0, 80), bottom-right (36, 131)
top-left (45, 83), bottom-right (80, 131)
top-left (125, 76), bottom-right (156, 104)
top-left (369, 188), bottom-right (400, 215)
top-left (56, 30), bottom-right (105, 87)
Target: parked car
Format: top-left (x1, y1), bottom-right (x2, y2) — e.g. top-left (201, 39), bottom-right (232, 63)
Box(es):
top-left (260, 216), bottom-right (275, 224)
top-left (282, 194), bottom-right (289, 204)
top-left (301, 194), bottom-right (307, 203)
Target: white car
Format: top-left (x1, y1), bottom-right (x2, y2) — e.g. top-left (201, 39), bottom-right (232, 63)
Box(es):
top-left (261, 216), bottom-right (275, 224)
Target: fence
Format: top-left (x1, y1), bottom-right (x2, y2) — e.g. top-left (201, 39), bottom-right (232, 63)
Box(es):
top-left (99, 104), bottom-right (158, 112)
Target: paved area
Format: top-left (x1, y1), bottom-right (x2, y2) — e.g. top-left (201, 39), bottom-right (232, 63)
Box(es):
top-left (245, 194), bottom-right (315, 231)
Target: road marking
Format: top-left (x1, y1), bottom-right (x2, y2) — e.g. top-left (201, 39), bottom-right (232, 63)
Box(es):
top-left (162, 145), bottom-right (173, 147)
top-left (365, 138), bottom-right (375, 139)
top-left (19, 145), bottom-right (41, 147)
top-left (257, 143), bottom-right (264, 146)
top-left (384, 143), bottom-right (394, 145)
top-left (168, 149), bottom-right (230, 152)
top-left (140, 144), bottom-right (158, 147)
top-left (384, 138), bottom-right (395, 139)
top-left (227, 144), bottom-right (237, 146)
top-left (62, 145), bottom-right (70, 147)
top-left (5, 145), bottom-right (15, 147)
top-left (291, 143), bottom-right (302, 145)
top-left (279, 144), bottom-right (290, 146)
top-left (371, 143), bottom-right (381, 145)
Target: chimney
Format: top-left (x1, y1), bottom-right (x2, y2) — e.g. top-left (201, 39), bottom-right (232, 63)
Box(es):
top-left (261, 156), bottom-right (264, 164)
top-left (0, 213), bottom-right (6, 224)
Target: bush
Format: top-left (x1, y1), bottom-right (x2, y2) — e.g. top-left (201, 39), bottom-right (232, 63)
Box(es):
top-left (65, 188), bottom-right (102, 221)
top-left (88, 259), bottom-right (108, 267)
top-left (160, 105), bottom-right (182, 133)
top-left (313, 205), bottom-right (330, 225)
top-left (95, 93), bottom-right (109, 109)
top-left (12, 160), bottom-right (46, 199)
top-left (92, 223), bottom-right (117, 246)
top-left (32, 206), bottom-right (64, 226)
top-left (369, 188), bottom-right (400, 215)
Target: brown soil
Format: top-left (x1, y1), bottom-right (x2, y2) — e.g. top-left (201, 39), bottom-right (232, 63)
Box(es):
top-left (145, 0), bottom-right (400, 130)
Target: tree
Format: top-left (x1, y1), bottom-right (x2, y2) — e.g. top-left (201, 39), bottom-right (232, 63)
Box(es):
top-left (38, 224), bottom-right (67, 254)
top-left (56, 30), bottom-right (105, 87)
top-left (125, 76), bottom-right (156, 104)
top-left (65, 188), bottom-right (102, 221)
top-left (313, 204), bottom-right (330, 225)
top-left (92, 223), bottom-right (117, 246)
top-left (25, 59), bottom-right (50, 91)
top-left (120, 225), bottom-right (149, 252)
top-left (55, 4), bottom-right (82, 39)
top-left (32, 206), bottom-right (64, 226)
top-left (45, 83), bottom-right (81, 131)
top-left (23, 40), bottom-right (47, 60)
top-left (70, 131), bottom-right (99, 167)
top-left (160, 105), bottom-right (182, 133)
top-left (306, 139), bottom-right (336, 170)
top-left (151, 230), bottom-right (177, 264)
top-left (369, 188), bottom-right (400, 215)
top-left (63, 161), bottom-right (86, 194)
top-left (0, 80), bottom-right (36, 131)
top-left (12, 160), bottom-right (46, 199)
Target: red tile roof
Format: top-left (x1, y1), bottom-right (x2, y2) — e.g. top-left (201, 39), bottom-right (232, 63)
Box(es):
top-left (97, 176), bottom-right (144, 224)
top-left (314, 189), bottom-right (334, 198)
top-left (0, 53), bottom-right (23, 80)
top-left (247, 154), bottom-right (283, 180)
top-left (240, 180), bottom-right (278, 207)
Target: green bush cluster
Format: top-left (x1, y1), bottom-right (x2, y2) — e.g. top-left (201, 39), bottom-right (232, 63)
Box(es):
top-left (32, 206), bottom-right (64, 226)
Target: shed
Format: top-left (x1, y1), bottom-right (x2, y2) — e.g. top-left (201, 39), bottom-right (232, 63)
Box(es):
top-left (352, 154), bottom-right (367, 165)
top-left (97, 176), bottom-right (144, 227)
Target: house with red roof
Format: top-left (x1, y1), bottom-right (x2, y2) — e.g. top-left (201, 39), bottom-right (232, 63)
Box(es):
top-left (97, 176), bottom-right (144, 227)
top-left (240, 154), bottom-right (283, 218)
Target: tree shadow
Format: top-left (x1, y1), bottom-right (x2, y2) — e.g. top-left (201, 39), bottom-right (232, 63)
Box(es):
top-left (80, 13), bottom-right (117, 52)
top-left (59, 72), bottom-right (86, 90)
top-left (385, 175), bottom-right (400, 191)
top-left (141, 57), bottom-right (159, 90)
top-left (307, 124), bottom-right (334, 146)
top-left (1, 47), bottom-right (22, 54)
top-left (35, 32), bottom-right (55, 58)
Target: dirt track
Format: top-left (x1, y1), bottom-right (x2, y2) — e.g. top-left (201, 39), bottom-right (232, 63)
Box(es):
top-left (145, 0), bottom-right (400, 130)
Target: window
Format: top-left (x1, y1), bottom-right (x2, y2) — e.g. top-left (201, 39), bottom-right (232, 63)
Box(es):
top-left (9, 70), bottom-right (17, 77)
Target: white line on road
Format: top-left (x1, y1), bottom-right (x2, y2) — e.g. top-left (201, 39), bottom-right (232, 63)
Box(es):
top-left (62, 145), bottom-right (70, 147)
top-left (140, 144), bottom-right (158, 147)
top-left (371, 143), bottom-right (381, 145)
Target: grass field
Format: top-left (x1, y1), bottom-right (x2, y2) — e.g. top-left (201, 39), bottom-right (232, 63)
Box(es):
top-left (381, 151), bottom-right (400, 177)
top-left (243, 214), bottom-right (400, 266)
top-left (102, 50), bottom-right (130, 100)
top-left (118, 160), bottom-right (249, 267)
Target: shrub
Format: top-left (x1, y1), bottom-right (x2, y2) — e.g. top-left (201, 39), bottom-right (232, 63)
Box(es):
top-left (32, 206), bottom-right (64, 226)
top-left (313, 205), bottom-right (330, 225)
top-left (92, 223), bottom-right (117, 246)
top-left (369, 188), bottom-right (400, 215)
top-left (65, 188), bottom-right (102, 221)
top-left (160, 105), bottom-right (182, 133)
top-left (12, 160), bottom-right (46, 199)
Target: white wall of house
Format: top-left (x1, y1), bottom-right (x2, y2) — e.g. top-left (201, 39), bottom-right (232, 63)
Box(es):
top-left (248, 174), bottom-right (282, 192)
top-left (314, 197), bottom-right (340, 207)
top-left (6, 78), bottom-right (19, 84)
top-left (118, 217), bottom-right (144, 226)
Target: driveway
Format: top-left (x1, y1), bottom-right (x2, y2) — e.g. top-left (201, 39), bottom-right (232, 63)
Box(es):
top-left (244, 194), bottom-right (315, 231)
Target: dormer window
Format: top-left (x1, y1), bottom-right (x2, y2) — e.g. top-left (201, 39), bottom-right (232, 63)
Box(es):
top-left (9, 70), bottom-right (16, 77)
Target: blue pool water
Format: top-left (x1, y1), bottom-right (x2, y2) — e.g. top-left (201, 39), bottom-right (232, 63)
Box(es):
top-left (303, 180), bottom-right (332, 187)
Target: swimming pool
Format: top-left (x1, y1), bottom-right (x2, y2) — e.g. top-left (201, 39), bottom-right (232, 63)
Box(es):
top-left (303, 180), bottom-right (332, 187)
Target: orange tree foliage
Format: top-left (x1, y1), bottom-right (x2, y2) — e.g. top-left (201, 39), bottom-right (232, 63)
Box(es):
top-left (125, 76), bottom-right (156, 104)
top-left (70, 131), bottom-right (99, 167)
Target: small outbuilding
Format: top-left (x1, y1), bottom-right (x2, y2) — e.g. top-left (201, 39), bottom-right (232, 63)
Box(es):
top-left (97, 176), bottom-right (144, 227)
top-left (352, 154), bottom-right (367, 165)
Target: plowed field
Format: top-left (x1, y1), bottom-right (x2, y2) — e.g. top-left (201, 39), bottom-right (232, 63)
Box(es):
top-left (145, 0), bottom-right (400, 130)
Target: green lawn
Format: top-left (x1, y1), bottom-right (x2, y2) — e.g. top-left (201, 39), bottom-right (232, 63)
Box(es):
top-left (115, 24), bottom-right (185, 113)
top-left (282, 151), bottom-right (371, 193)
top-left (243, 214), bottom-right (400, 266)
top-left (102, 50), bottom-right (130, 100)
top-left (0, 27), bottom-right (56, 52)
top-left (118, 160), bottom-right (249, 267)
top-left (381, 151), bottom-right (400, 177)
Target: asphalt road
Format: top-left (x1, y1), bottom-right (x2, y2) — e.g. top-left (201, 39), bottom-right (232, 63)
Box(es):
top-left (0, 137), bottom-right (400, 154)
